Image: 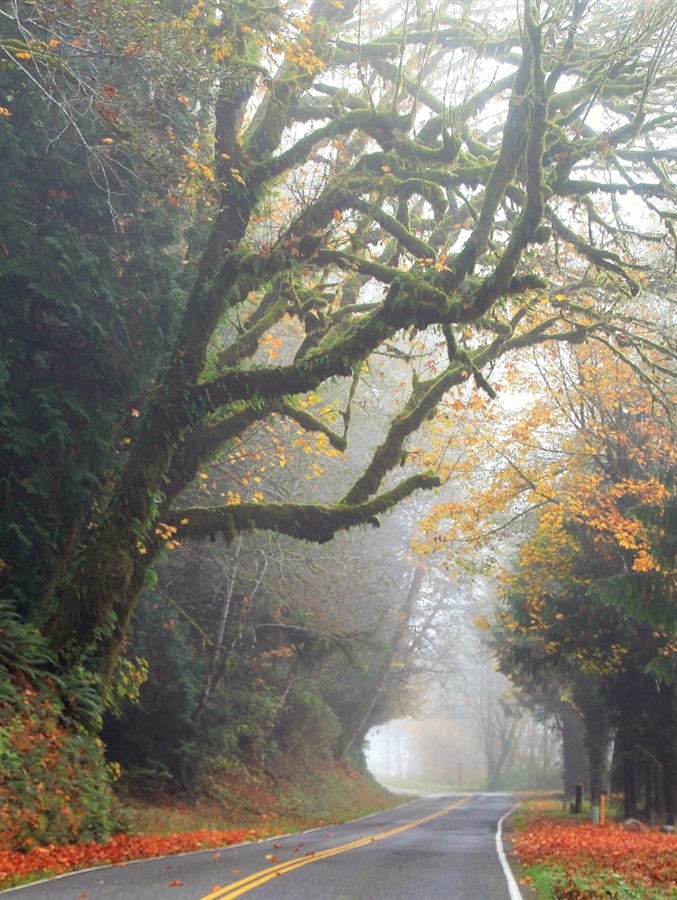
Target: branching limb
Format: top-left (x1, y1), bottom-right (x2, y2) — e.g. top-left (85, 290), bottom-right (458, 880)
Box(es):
top-left (279, 402), bottom-right (347, 452)
top-left (168, 473), bottom-right (442, 545)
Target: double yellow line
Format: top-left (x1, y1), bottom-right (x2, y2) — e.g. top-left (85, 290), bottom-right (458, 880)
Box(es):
top-left (197, 795), bottom-right (471, 900)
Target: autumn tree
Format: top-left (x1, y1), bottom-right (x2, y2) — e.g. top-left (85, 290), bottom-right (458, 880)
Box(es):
top-left (2, 0), bottom-right (677, 694)
top-left (423, 338), bottom-right (677, 815)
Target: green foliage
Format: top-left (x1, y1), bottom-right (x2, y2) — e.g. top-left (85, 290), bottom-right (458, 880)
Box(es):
top-left (101, 595), bottom-right (209, 791)
top-left (0, 601), bottom-right (119, 848)
top-left (0, 46), bottom-right (186, 623)
top-left (524, 864), bottom-right (674, 900)
top-left (0, 601), bottom-right (56, 704)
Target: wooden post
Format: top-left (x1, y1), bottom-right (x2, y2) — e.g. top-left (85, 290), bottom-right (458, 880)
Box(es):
top-left (600, 793), bottom-right (606, 824)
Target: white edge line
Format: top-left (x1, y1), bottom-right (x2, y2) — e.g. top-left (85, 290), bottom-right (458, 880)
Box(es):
top-left (496, 805), bottom-right (524, 900)
top-left (0, 794), bottom-right (458, 895)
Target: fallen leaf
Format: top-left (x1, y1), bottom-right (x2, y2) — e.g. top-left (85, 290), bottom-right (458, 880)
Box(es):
top-left (168, 880), bottom-right (183, 886)
top-left (265, 854), bottom-right (280, 863)
top-left (213, 852), bottom-right (221, 858)
top-left (273, 843), bottom-right (283, 849)
top-left (0, 828), bottom-right (258, 888)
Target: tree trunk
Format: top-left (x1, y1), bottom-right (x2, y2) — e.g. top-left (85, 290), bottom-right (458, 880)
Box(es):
top-left (560, 705), bottom-right (587, 802)
top-left (624, 756), bottom-right (638, 819)
top-left (484, 715), bottom-right (520, 791)
top-left (658, 681), bottom-right (677, 825)
top-left (192, 535), bottom-right (243, 728)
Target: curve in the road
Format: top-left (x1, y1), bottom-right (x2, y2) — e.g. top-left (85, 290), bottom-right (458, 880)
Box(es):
top-left (200, 796), bottom-right (472, 900)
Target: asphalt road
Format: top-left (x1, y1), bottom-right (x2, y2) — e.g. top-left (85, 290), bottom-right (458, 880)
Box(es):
top-left (3, 793), bottom-right (523, 900)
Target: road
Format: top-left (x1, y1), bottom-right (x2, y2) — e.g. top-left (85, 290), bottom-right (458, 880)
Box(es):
top-left (3, 793), bottom-right (523, 900)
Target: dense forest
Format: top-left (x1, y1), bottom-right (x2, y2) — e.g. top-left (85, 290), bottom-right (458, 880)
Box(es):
top-left (2, 0), bottom-right (677, 848)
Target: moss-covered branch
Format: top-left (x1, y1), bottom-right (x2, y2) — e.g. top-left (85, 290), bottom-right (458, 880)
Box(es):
top-left (352, 200), bottom-right (436, 260)
top-left (257, 109), bottom-right (411, 182)
top-left (279, 402), bottom-right (347, 452)
top-left (457, 0), bottom-right (548, 322)
top-left (215, 287), bottom-right (289, 371)
top-left (342, 366), bottom-right (474, 506)
top-left (167, 473), bottom-right (441, 545)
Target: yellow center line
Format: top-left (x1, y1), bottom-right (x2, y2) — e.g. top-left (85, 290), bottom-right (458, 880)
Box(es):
top-left (196, 795), bottom-right (472, 900)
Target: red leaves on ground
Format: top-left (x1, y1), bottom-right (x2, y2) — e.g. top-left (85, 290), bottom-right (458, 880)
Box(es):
top-left (512, 816), bottom-right (677, 888)
top-left (0, 828), bottom-right (258, 888)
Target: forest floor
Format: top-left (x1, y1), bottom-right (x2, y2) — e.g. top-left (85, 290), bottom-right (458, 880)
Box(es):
top-left (510, 794), bottom-right (677, 900)
top-left (0, 759), bottom-right (398, 891)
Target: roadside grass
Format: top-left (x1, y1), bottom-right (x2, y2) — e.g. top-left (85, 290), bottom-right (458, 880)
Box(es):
top-left (522, 864), bottom-right (674, 900)
top-left (511, 795), bottom-right (677, 900)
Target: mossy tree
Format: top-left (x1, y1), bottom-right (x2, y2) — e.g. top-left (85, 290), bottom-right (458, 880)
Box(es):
top-left (2, 0), bottom-right (677, 681)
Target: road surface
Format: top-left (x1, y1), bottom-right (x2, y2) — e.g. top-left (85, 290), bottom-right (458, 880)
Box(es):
top-left (2, 793), bottom-right (523, 900)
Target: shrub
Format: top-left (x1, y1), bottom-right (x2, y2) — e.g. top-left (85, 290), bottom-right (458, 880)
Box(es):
top-left (0, 686), bottom-right (118, 850)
